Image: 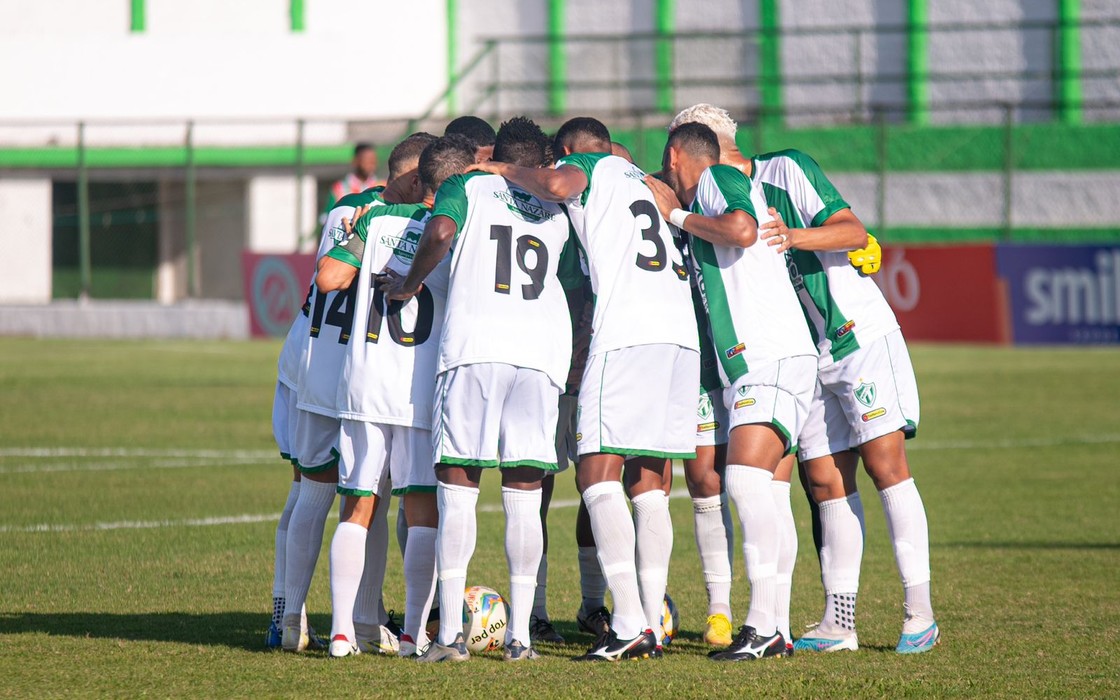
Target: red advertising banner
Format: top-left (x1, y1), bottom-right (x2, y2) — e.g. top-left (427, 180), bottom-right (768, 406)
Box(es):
top-left (873, 244), bottom-right (1008, 344)
top-left (241, 253), bottom-right (316, 338)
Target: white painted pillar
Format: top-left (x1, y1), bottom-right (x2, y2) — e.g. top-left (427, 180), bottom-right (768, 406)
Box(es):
top-left (245, 175), bottom-right (317, 253)
top-left (0, 178), bottom-right (53, 303)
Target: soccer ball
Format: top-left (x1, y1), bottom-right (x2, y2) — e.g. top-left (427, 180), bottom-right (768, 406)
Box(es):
top-left (463, 585), bottom-right (509, 653)
top-left (660, 593), bottom-right (681, 646)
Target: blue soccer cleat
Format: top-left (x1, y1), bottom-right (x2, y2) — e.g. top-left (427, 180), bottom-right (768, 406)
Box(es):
top-left (265, 622), bottom-right (283, 649)
top-left (896, 621), bottom-right (940, 654)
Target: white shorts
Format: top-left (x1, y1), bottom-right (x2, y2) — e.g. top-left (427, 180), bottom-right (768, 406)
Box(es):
top-left (696, 389), bottom-right (730, 447)
top-left (433, 363), bottom-right (560, 469)
top-left (555, 393), bottom-right (578, 473)
top-left (272, 381), bottom-right (299, 464)
top-left (577, 344), bottom-right (699, 459)
top-left (338, 419), bottom-right (436, 497)
top-left (291, 408), bottom-right (340, 473)
top-left (725, 355), bottom-right (817, 454)
top-left (798, 330), bottom-right (920, 462)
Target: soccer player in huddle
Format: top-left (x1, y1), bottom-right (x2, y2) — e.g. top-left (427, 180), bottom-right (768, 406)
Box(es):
top-left (279, 133), bottom-right (435, 653)
top-left (671, 103), bottom-right (937, 654)
top-left (647, 122), bottom-right (818, 660)
top-left (314, 134), bottom-right (472, 658)
top-left (478, 117), bottom-right (699, 661)
top-left (382, 117), bottom-right (581, 662)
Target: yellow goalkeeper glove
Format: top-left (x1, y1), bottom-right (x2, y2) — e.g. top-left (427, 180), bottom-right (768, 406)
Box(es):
top-left (848, 234), bottom-right (882, 275)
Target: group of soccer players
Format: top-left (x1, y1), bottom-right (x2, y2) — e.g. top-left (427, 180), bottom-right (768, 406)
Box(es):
top-left (266, 105), bottom-right (940, 663)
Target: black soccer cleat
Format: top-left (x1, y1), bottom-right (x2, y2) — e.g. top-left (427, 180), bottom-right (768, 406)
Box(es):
top-left (575, 629), bottom-right (657, 662)
top-left (708, 626), bottom-right (787, 662)
top-left (576, 606), bottom-right (612, 637)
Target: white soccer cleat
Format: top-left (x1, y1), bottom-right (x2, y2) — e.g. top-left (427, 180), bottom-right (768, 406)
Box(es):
top-left (416, 633), bottom-right (470, 663)
top-left (356, 624), bottom-right (400, 655)
top-left (398, 631), bottom-right (431, 658)
top-left (329, 635), bottom-right (361, 658)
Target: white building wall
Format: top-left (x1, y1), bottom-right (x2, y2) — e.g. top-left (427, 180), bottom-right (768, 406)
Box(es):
top-left (0, 0), bottom-right (447, 125)
top-left (0, 178), bottom-right (52, 303)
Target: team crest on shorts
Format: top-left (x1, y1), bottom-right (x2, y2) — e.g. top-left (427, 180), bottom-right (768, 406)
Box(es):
top-left (697, 393), bottom-right (714, 420)
top-left (854, 381), bottom-right (877, 408)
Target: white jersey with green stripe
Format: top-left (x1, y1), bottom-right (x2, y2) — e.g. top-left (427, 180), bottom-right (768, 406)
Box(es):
top-left (688, 164), bottom-right (816, 386)
top-left (431, 171), bottom-right (576, 387)
top-left (752, 150), bottom-right (898, 366)
top-left (281, 188), bottom-right (384, 398)
top-left (554, 152), bottom-right (698, 356)
top-left (326, 203), bottom-right (448, 429)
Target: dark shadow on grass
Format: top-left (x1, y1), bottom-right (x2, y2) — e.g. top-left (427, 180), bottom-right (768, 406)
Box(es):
top-left (0, 611), bottom-right (310, 651)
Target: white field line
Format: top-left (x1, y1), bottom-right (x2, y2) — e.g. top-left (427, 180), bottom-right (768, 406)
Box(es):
top-left (4, 432), bottom-right (1118, 464)
top-left (0, 457), bottom-right (273, 475)
top-left (1, 489), bottom-right (693, 534)
top-left (0, 448), bottom-right (276, 459)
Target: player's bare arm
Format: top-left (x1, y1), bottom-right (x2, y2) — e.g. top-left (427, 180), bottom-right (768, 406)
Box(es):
top-left (315, 255), bottom-right (359, 292)
top-left (467, 161), bottom-right (587, 202)
top-left (380, 214), bottom-right (458, 301)
top-left (760, 207), bottom-right (868, 253)
top-left (646, 174), bottom-right (757, 248)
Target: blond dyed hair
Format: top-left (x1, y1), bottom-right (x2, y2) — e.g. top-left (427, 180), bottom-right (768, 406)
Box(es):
top-left (667, 104), bottom-right (738, 140)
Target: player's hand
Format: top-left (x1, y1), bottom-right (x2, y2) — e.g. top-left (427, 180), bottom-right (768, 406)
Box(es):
top-left (643, 175), bottom-right (681, 221)
top-left (377, 268), bottom-right (423, 301)
top-left (848, 234), bottom-right (882, 275)
top-left (466, 161), bottom-right (507, 176)
top-left (340, 204), bottom-right (374, 234)
top-left (760, 207), bottom-right (795, 252)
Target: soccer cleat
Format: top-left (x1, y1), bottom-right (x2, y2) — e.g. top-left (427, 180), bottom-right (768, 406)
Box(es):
top-left (702, 613), bottom-right (734, 646)
top-left (356, 624), bottom-right (400, 655)
top-left (649, 645), bottom-right (664, 659)
top-left (503, 639), bottom-right (540, 662)
top-left (709, 626), bottom-right (787, 662)
top-left (384, 610), bottom-right (403, 639)
top-left (328, 634), bottom-right (361, 658)
top-left (896, 621), bottom-right (940, 654)
top-left (416, 633), bottom-right (470, 663)
top-left (575, 629), bottom-right (656, 662)
top-left (794, 627), bottom-right (859, 653)
top-left (398, 632), bottom-right (430, 658)
top-left (306, 625), bottom-right (328, 650)
top-left (281, 614), bottom-right (310, 653)
top-left (265, 622), bottom-right (283, 649)
top-left (576, 606), bottom-right (611, 637)
top-left (530, 615), bottom-right (565, 644)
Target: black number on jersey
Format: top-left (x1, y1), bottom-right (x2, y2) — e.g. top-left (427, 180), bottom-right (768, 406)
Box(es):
top-left (490, 224), bottom-right (550, 300)
top-left (308, 284), bottom-right (357, 344)
top-left (366, 274), bottom-right (435, 346)
top-left (630, 200), bottom-right (667, 271)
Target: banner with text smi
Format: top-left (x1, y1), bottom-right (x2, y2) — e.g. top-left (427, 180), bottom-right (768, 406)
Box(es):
top-left (997, 244), bottom-right (1120, 344)
top-left (242, 253), bottom-right (315, 338)
top-left (873, 244), bottom-right (1007, 344)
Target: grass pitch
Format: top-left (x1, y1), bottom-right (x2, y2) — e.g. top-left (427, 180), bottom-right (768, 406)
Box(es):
top-left (0, 339), bottom-right (1117, 697)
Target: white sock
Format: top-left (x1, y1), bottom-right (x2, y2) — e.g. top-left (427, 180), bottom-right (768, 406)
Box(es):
top-left (353, 494), bottom-right (391, 637)
top-left (272, 480), bottom-right (300, 626)
top-left (583, 481), bottom-right (647, 638)
top-left (818, 493), bottom-right (865, 634)
top-left (403, 525), bottom-right (438, 644)
top-left (771, 480), bottom-right (797, 643)
top-left (692, 495), bottom-right (732, 618)
top-left (578, 546), bottom-right (606, 612)
top-left (396, 499), bottom-right (409, 560)
top-left (533, 554), bottom-right (549, 620)
top-left (724, 464), bottom-right (778, 636)
top-left (633, 490), bottom-right (673, 644)
top-left (283, 478), bottom-right (336, 622)
top-left (720, 490), bottom-right (736, 572)
top-left (436, 482), bottom-right (478, 645)
top-left (502, 487), bottom-right (543, 647)
top-left (880, 478), bottom-right (934, 626)
top-left (328, 521), bottom-right (366, 643)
